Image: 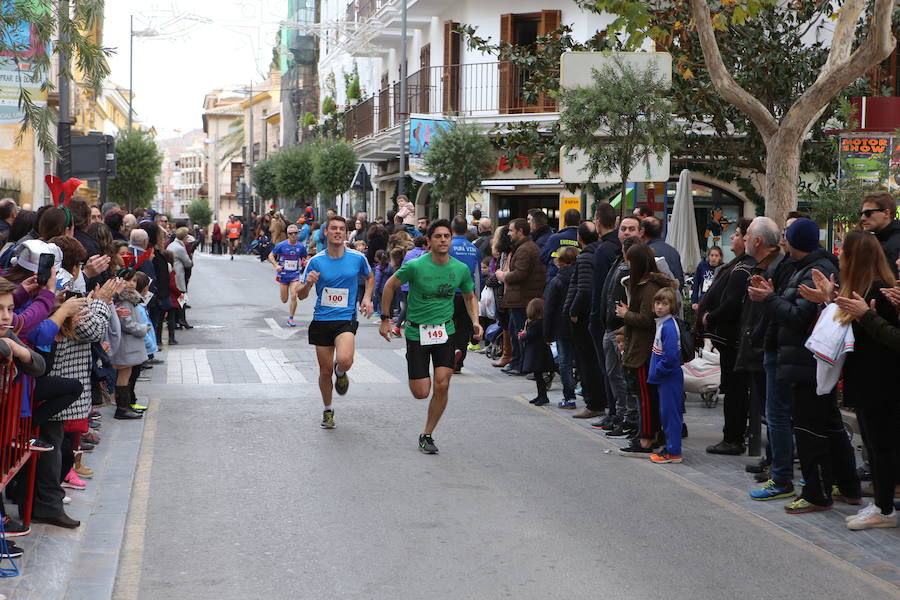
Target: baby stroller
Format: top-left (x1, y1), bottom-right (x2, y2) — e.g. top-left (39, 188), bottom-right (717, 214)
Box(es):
top-left (682, 347), bottom-right (721, 407)
top-left (483, 322), bottom-right (503, 360)
top-left (249, 235), bottom-right (272, 261)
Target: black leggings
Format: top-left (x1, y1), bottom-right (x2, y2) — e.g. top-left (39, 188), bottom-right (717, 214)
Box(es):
top-left (535, 372), bottom-right (548, 400)
top-left (33, 376), bottom-right (82, 427)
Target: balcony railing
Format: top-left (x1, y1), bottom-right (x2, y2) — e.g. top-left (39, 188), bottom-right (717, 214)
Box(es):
top-left (344, 61), bottom-right (557, 142)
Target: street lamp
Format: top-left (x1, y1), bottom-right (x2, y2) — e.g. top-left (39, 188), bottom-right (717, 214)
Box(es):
top-left (128, 16), bottom-right (160, 131)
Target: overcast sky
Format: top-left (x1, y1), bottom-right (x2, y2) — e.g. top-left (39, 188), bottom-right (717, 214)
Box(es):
top-left (104, 0), bottom-right (286, 139)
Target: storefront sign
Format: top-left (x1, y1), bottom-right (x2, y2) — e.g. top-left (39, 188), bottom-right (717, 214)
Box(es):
top-left (560, 196), bottom-right (580, 216)
top-left (839, 134), bottom-right (892, 182)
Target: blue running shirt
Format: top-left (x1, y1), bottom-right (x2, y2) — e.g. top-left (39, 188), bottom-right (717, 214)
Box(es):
top-left (301, 249), bottom-right (371, 321)
top-left (272, 240), bottom-right (308, 282)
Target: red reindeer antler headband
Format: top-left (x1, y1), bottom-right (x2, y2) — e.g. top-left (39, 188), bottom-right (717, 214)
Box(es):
top-left (122, 247), bottom-right (154, 270)
top-left (44, 175), bottom-right (83, 207)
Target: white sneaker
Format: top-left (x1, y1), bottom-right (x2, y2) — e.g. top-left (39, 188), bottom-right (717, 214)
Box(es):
top-left (845, 502), bottom-right (877, 523)
top-left (848, 508), bottom-right (897, 530)
top-left (63, 496), bottom-right (72, 505)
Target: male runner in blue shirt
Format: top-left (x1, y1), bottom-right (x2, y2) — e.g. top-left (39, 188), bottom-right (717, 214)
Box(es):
top-left (268, 223), bottom-right (309, 327)
top-left (299, 215), bottom-right (374, 429)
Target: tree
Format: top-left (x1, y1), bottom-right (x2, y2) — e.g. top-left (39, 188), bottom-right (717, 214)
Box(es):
top-left (2, 0), bottom-right (111, 155)
top-left (186, 197), bottom-right (212, 227)
top-left (274, 144), bottom-right (315, 201)
top-left (252, 156), bottom-right (279, 201)
top-left (312, 141), bottom-right (356, 203)
top-left (577, 0), bottom-right (897, 224)
top-left (558, 57), bottom-right (681, 218)
top-left (107, 129), bottom-right (162, 212)
top-left (423, 121), bottom-right (494, 214)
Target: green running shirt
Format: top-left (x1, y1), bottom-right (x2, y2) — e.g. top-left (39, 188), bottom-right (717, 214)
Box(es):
top-left (394, 252), bottom-right (474, 341)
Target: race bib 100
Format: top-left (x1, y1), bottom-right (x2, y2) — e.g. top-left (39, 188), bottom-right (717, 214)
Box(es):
top-left (419, 323), bottom-right (448, 345)
top-left (322, 287), bottom-right (349, 308)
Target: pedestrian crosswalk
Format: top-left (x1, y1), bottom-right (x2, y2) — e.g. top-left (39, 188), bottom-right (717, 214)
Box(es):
top-left (162, 348), bottom-right (500, 386)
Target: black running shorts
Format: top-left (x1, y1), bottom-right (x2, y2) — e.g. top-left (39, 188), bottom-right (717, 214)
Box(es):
top-left (308, 320), bottom-right (358, 347)
top-left (405, 336), bottom-right (455, 380)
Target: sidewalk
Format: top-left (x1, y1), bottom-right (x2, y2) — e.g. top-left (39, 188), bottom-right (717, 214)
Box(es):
top-left (526, 377), bottom-right (900, 590)
top-left (0, 405), bottom-right (145, 600)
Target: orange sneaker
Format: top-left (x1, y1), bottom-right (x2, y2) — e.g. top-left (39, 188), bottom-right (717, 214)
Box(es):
top-left (650, 452), bottom-right (682, 464)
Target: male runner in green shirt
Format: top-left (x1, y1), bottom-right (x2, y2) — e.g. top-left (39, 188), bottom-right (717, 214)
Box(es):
top-left (379, 219), bottom-right (482, 453)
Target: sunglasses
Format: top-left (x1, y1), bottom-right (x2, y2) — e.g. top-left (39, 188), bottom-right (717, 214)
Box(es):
top-left (859, 208), bottom-right (887, 218)
top-left (288, 231), bottom-right (299, 235)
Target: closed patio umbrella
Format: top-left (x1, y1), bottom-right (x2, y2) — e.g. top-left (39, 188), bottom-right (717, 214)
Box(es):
top-left (665, 169), bottom-right (701, 274)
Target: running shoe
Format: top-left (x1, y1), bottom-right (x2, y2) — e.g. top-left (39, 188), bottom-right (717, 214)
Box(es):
top-left (650, 452), bottom-right (683, 464)
top-left (418, 434), bottom-right (438, 454)
top-left (831, 485), bottom-right (861, 505)
top-left (846, 503), bottom-right (879, 523)
top-left (2, 516), bottom-right (30, 537)
top-left (467, 342), bottom-right (480, 352)
top-left (320, 409), bottom-right (335, 429)
top-left (287, 317), bottom-right (296, 327)
top-left (557, 400), bottom-right (576, 409)
top-left (62, 469), bottom-right (87, 490)
top-left (784, 497), bottom-right (831, 514)
top-left (12, 438), bottom-right (53, 452)
top-left (334, 364), bottom-right (349, 396)
top-left (750, 479), bottom-right (795, 501)
top-left (131, 402), bottom-right (148, 412)
top-left (618, 441), bottom-right (654, 457)
top-left (0, 540), bottom-right (23, 558)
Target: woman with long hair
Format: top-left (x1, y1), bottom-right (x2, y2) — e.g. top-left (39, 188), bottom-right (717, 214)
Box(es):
top-left (487, 226), bottom-right (513, 367)
top-left (615, 243), bottom-right (678, 455)
top-left (801, 230), bottom-right (898, 529)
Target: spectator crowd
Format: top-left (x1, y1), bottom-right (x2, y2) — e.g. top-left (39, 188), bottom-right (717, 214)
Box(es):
top-left (300, 190), bottom-right (900, 531)
top-left (0, 194), bottom-right (198, 565)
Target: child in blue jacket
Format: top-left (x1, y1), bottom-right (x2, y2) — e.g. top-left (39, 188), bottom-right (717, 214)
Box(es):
top-left (647, 287), bottom-right (684, 464)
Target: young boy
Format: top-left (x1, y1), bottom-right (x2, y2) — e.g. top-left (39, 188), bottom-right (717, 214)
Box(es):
top-left (647, 286), bottom-right (684, 464)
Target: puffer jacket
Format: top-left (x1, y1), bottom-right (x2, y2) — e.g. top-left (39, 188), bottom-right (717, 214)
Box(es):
top-left (563, 241), bottom-right (597, 319)
top-left (876, 220), bottom-right (900, 277)
top-left (622, 272), bottom-right (677, 369)
top-left (543, 265), bottom-right (575, 342)
top-left (112, 290), bottom-right (149, 368)
top-left (762, 248), bottom-right (839, 383)
top-left (501, 237), bottom-right (546, 308)
top-left (735, 249), bottom-right (784, 372)
top-left (600, 256), bottom-right (629, 332)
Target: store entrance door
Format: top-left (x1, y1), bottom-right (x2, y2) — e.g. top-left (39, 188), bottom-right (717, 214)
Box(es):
top-left (495, 194), bottom-right (560, 229)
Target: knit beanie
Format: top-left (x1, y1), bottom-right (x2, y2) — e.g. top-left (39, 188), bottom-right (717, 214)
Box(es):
top-left (785, 218), bottom-right (820, 252)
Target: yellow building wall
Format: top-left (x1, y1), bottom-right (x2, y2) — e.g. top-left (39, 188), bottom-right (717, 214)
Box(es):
top-left (0, 124), bottom-right (38, 204)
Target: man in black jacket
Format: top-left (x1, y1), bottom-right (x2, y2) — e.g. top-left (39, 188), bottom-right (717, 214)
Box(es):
top-left (702, 219), bottom-right (754, 455)
top-left (473, 218), bottom-right (493, 259)
top-left (563, 221), bottom-right (605, 418)
top-left (597, 218), bottom-right (641, 437)
top-left (527, 209), bottom-right (553, 250)
top-left (750, 218), bottom-right (860, 512)
top-left (860, 191), bottom-right (900, 277)
top-left (589, 203), bottom-right (622, 427)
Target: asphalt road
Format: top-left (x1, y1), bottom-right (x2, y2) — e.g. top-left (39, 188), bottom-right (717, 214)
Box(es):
top-left (113, 251), bottom-right (898, 600)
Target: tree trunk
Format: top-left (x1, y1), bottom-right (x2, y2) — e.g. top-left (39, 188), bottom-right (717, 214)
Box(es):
top-left (764, 135), bottom-right (803, 229)
top-left (620, 179), bottom-right (628, 220)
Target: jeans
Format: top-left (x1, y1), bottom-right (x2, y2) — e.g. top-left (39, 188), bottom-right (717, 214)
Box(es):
top-left (373, 295), bottom-right (382, 315)
top-left (590, 322), bottom-right (613, 416)
top-left (555, 338), bottom-right (577, 400)
top-left (764, 351), bottom-right (794, 484)
top-left (605, 330), bottom-right (635, 424)
top-left (507, 307), bottom-right (526, 371)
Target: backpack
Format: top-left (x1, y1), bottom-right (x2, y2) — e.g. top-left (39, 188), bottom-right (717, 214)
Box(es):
top-left (674, 317), bottom-right (696, 364)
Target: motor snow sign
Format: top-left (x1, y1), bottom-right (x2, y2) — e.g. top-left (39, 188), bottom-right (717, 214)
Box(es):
top-left (558, 52), bottom-right (672, 184)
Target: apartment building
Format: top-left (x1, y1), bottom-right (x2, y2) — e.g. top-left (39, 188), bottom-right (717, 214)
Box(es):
top-left (202, 89), bottom-right (244, 226)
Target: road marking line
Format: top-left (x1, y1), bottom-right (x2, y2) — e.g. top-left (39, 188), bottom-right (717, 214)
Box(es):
top-left (112, 397), bottom-right (161, 600)
top-left (351, 351), bottom-right (400, 383)
top-left (269, 349), bottom-right (307, 383)
top-left (246, 348), bottom-right (277, 383)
